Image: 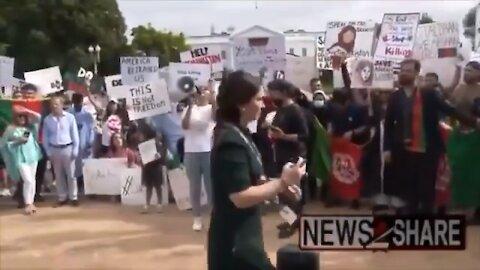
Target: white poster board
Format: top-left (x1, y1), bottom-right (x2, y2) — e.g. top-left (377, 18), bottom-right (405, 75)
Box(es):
top-left (413, 22), bottom-right (459, 60)
top-left (476, 5), bottom-right (480, 52)
top-left (121, 167), bottom-right (148, 206)
top-left (83, 158), bottom-right (127, 195)
top-left (285, 56), bottom-right (317, 92)
top-left (168, 166), bottom-right (208, 211)
top-left (138, 139), bottom-right (158, 165)
top-left (372, 59), bottom-right (394, 89)
top-left (232, 35), bottom-right (286, 82)
top-left (104, 74), bottom-right (128, 99)
top-left (180, 45), bottom-right (224, 73)
top-left (24, 66), bottom-right (63, 95)
top-left (325, 21), bottom-right (376, 59)
top-left (0, 56), bottom-right (14, 88)
top-left (126, 79), bottom-right (172, 120)
top-left (167, 62), bottom-right (210, 102)
top-left (120, 57), bottom-right (159, 85)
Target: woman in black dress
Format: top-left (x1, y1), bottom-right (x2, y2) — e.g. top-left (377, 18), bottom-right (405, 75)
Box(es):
top-left (208, 71), bottom-right (305, 270)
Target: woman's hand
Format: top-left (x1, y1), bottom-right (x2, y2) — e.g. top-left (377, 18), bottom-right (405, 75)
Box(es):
top-left (15, 136), bottom-right (28, 144)
top-left (280, 159), bottom-right (306, 186)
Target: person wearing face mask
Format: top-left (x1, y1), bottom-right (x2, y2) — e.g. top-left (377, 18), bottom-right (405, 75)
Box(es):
top-left (311, 90), bottom-right (329, 127)
top-left (383, 59), bottom-right (480, 215)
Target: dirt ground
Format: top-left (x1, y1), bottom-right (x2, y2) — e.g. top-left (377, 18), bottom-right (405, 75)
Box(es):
top-left (1, 199), bottom-right (479, 270)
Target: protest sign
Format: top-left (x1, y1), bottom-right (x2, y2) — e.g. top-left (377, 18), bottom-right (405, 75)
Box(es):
top-left (138, 139), bottom-right (158, 165)
top-left (104, 74), bottom-right (128, 99)
top-left (120, 167), bottom-right (155, 206)
top-left (413, 22), bottom-right (459, 60)
top-left (83, 158), bottom-right (127, 195)
top-left (167, 62), bottom-right (210, 102)
top-left (6, 78), bottom-right (26, 96)
top-left (316, 33), bottom-right (330, 69)
top-left (24, 66), bottom-right (63, 95)
top-left (0, 56), bottom-right (14, 89)
top-left (285, 55), bottom-right (317, 91)
top-left (231, 35), bottom-right (286, 82)
top-left (350, 57), bottom-right (374, 88)
top-left (126, 79), bottom-right (171, 120)
top-left (180, 45), bottom-right (224, 73)
top-left (325, 21), bottom-right (376, 63)
top-left (120, 56), bottom-right (159, 85)
top-left (168, 166), bottom-right (208, 211)
top-left (476, 5), bottom-right (480, 51)
top-left (371, 58), bottom-right (394, 89)
top-left (374, 13), bottom-right (420, 62)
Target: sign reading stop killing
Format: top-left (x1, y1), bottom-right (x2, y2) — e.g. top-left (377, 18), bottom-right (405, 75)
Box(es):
top-left (120, 56), bottom-right (159, 85)
top-left (126, 79), bottom-right (171, 120)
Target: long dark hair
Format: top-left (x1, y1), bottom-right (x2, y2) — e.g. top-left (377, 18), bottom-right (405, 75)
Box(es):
top-left (216, 70), bottom-right (260, 127)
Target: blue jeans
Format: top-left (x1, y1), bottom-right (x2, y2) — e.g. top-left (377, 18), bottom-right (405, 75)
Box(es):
top-left (184, 152), bottom-right (212, 217)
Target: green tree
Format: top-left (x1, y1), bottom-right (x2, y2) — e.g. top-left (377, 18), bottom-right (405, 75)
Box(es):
top-left (419, 13), bottom-right (434, 24)
top-left (462, 5), bottom-right (477, 50)
top-left (130, 24), bottom-right (189, 67)
top-left (0, 0), bottom-right (128, 77)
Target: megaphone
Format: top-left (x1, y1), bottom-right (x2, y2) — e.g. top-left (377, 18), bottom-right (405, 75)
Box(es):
top-left (177, 76), bottom-right (197, 94)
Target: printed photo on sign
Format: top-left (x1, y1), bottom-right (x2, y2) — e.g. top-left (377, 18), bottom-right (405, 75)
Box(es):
top-left (180, 45), bottom-right (224, 73)
top-left (413, 22), bottom-right (459, 60)
top-left (120, 56), bottom-right (159, 85)
top-left (105, 74), bottom-right (129, 99)
top-left (168, 62), bottom-right (210, 102)
top-left (325, 21), bottom-right (376, 62)
top-left (24, 66), bottom-right (63, 95)
top-left (374, 13), bottom-right (420, 61)
top-left (126, 79), bottom-right (171, 120)
top-left (350, 57), bottom-right (374, 88)
top-left (232, 34), bottom-right (286, 82)
top-left (0, 56), bottom-right (14, 88)
top-left (83, 158), bottom-right (127, 195)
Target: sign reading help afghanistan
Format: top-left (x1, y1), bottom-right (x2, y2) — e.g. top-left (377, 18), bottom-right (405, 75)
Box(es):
top-left (180, 45), bottom-right (224, 73)
top-left (120, 56), bottom-right (159, 85)
top-left (126, 79), bottom-right (171, 120)
top-left (23, 66), bottom-right (63, 95)
top-left (413, 22), bottom-right (459, 60)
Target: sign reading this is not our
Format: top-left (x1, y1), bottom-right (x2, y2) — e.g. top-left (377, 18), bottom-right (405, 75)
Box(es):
top-left (126, 79), bottom-right (171, 120)
top-left (120, 56), bottom-right (159, 85)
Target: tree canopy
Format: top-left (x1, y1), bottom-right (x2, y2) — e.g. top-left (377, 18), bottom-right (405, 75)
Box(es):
top-left (130, 24), bottom-right (189, 67)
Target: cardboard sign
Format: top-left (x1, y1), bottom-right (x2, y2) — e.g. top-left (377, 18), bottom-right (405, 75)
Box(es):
top-left (126, 79), bottom-right (171, 120)
top-left (24, 66), bottom-right (63, 95)
top-left (0, 56), bottom-right (14, 88)
top-left (104, 74), bottom-right (127, 99)
top-left (180, 45), bottom-right (224, 73)
top-left (232, 35), bottom-right (286, 82)
top-left (374, 13), bottom-right (420, 62)
top-left (167, 62), bottom-right (210, 102)
top-left (120, 56), bottom-right (159, 85)
top-left (138, 138), bottom-right (158, 165)
top-left (168, 166), bottom-right (208, 211)
top-left (413, 22), bottom-right (459, 60)
top-left (83, 158), bottom-right (127, 195)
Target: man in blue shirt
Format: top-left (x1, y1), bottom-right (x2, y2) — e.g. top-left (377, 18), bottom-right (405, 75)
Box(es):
top-left (42, 96), bottom-right (80, 206)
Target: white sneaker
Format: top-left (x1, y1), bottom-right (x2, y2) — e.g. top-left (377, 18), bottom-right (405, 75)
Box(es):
top-left (192, 217), bottom-right (202, 231)
top-left (0, 189), bottom-right (11, 196)
top-left (156, 204), bottom-right (163, 213)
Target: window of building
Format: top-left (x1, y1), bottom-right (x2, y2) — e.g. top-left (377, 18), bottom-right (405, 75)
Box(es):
top-left (289, 48), bottom-right (295, 54)
top-left (302, 48), bottom-right (307, 56)
top-left (221, 50), bottom-right (227, 59)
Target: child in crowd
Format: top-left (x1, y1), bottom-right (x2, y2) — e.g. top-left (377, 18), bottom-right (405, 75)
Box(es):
top-left (127, 120), bottom-right (167, 214)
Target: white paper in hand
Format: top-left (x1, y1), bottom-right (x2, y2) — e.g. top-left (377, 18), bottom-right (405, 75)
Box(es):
top-left (279, 206), bottom-right (297, 225)
top-left (138, 139), bottom-right (158, 165)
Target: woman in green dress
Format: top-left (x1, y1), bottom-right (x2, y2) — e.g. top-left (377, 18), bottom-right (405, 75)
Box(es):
top-left (208, 71), bottom-right (305, 270)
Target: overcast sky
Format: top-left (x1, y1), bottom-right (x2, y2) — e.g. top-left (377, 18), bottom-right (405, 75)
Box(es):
top-left (117, 0), bottom-right (476, 36)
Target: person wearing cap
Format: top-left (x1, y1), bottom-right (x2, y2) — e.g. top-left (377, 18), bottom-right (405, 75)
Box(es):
top-left (383, 59), bottom-right (480, 215)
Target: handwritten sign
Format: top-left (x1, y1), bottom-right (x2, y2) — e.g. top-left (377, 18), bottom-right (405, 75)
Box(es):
top-left (120, 167), bottom-right (156, 206)
top-left (325, 21), bottom-right (376, 60)
top-left (413, 22), bottom-right (459, 60)
top-left (371, 58), bottom-right (394, 89)
top-left (231, 35), bottom-right (286, 82)
top-left (138, 138), bottom-right (158, 165)
top-left (126, 79), bottom-right (171, 120)
top-left (374, 13), bottom-right (420, 61)
top-left (8, 78), bottom-right (26, 96)
top-left (120, 56), bottom-right (159, 85)
top-left (285, 55), bottom-right (317, 91)
top-left (24, 66), bottom-right (63, 95)
top-left (83, 158), bottom-right (127, 195)
top-left (167, 62), bottom-right (210, 102)
top-left (168, 166), bottom-right (208, 211)
top-left (0, 56), bottom-right (14, 88)
top-left (180, 45), bottom-right (224, 73)
top-left (104, 74), bottom-right (127, 99)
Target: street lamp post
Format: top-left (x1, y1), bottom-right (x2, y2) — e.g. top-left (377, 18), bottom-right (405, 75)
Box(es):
top-left (88, 44), bottom-right (101, 75)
